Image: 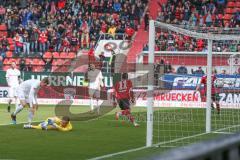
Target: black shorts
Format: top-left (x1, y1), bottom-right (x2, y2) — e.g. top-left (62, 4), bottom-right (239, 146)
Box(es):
top-left (117, 99), bottom-right (130, 110)
top-left (201, 93), bottom-right (220, 102)
top-left (211, 93), bottom-right (220, 102)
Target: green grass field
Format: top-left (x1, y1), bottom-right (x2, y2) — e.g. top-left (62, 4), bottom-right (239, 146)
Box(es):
top-left (0, 104), bottom-right (240, 160)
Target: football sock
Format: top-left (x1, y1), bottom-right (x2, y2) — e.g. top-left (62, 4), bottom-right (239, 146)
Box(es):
top-left (13, 104), bottom-right (23, 116)
top-left (28, 111), bottom-right (34, 124)
top-left (90, 98), bottom-right (94, 111)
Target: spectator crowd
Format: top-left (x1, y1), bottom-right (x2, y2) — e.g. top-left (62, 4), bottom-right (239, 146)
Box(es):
top-left (0, 0), bottom-right (148, 57)
top-left (143, 0), bottom-right (240, 52)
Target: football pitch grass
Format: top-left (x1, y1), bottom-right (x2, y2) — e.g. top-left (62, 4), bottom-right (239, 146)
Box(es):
top-left (0, 104), bottom-right (240, 160)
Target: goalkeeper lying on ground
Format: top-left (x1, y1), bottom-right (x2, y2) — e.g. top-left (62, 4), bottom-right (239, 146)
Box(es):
top-left (23, 116), bottom-right (72, 132)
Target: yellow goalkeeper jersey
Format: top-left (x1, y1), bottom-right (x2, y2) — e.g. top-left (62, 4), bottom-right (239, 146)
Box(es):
top-left (47, 117), bottom-right (73, 132)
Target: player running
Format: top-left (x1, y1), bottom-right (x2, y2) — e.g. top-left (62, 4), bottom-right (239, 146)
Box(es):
top-left (85, 63), bottom-right (104, 112)
top-left (6, 61), bottom-right (21, 112)
top-left (23, 116), bottom-right (72, 132)
top-left (195, 73), bottom-right (220, 114)
top-left (11, 77), bottom-right (49, 124)
top-left (113, 73), bottom-right (139, 127)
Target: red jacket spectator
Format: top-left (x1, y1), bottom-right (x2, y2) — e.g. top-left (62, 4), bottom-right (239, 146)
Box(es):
top-left (125, 27), bottom-right (135, 37)
top-left (88, 48), bottom-right (95, 63)
top-left (39, 32), bottom-right (48, 44)
top-left (58, 0), bottom-right (66, 10)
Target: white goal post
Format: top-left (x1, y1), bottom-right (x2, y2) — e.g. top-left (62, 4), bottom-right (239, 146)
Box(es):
top-left (146, 20), bottom-right (240, 147)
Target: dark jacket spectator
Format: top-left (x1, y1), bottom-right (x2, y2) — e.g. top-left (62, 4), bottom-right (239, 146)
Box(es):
top-left (177, 65), bottom-right (188, 74)
top-left (41, 54), bottom-right (53, 72)
top-left (192, 67), bottom-right (205, 75)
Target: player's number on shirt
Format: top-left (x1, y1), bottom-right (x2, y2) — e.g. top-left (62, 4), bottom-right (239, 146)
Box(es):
top-left (119, 81), bottom-right (127, 91)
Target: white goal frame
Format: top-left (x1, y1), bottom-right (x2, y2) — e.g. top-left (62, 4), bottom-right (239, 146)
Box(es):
top-left (146, 20), bottom-right (240, 147)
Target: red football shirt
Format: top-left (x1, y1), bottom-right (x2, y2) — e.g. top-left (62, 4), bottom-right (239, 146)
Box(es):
top-left (114, 80), bottom-right (133, 100)
top-left (200, 75), bottom-right (217, 94)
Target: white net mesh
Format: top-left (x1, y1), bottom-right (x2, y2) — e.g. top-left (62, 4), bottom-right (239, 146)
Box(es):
top-left (143, 21), bottom-right (240, 149)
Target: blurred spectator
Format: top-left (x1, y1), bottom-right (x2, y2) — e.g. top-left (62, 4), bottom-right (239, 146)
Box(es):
top-left (23, 31), bottom-right (30, 55)
top-left (177, 63), bottom-right (188, 74)
top-left (220, 69), bottom-right (227, 75)
top-left (0, 5), bottom-right (6, 23)
top-left (99, 52), bottom-right (106, 72)
top-left (164, 61), bottom-right (172, 73)
top-left (62, 37), bottom-right (70, 52)
top-left (39, 31), bottom-right (48, 53)
top-left (81, 19), bottom-right (90, 49)
top-left (125, 26), bottom-right (135, 40)
top-left (27, 62), bottom-right (33, 72)
top-left (29, 27), bottom-right (39, 53)
top-left (192, 67), bottom-right (205, 75)
top-left (41, 53), bottom-right (53, 72)
top-left (143, 44), bottom-right (148, 51)
top-left (19, 58), bottom-right (26, 71)
top-left (14, 33), bottom-right (23, 55)
top-left (0, 36), bottom-right (9, 51)
top-left (144, 11), bottom-right (149, 31)
top-left (0, 56), bottom-right (3, 70)
top-left (108, 24), bottom-right (117, 39)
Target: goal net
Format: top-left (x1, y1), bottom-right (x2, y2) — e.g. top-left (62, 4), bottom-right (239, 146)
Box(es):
top-left (143, 20), bottom-right (240, 150)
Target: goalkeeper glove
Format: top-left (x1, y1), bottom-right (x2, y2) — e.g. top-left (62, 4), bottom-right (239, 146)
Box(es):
top-left (47, 119), bottom-right (54, 125)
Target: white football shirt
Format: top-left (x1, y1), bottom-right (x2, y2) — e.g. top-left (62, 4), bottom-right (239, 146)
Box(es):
top-left (88, 69), bottom-right (103, 89)
top-left (6, 68), bottom-right (21, 87)
top-left (17, 79), bottom-right (41, 104)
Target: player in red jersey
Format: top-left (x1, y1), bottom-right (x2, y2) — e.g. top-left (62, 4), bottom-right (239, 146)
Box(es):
top-left (195, 73), bottom-right (220, 114)
top-left (113, 73), bottom-right (139, 127)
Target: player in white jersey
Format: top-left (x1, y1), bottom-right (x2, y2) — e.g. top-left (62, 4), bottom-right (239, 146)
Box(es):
top-left (6, 62), bottom-right (21, 112)
top-left (85, 64), bottom-right (104, 112)
top-left (11, 77), bottom-right (49, 124)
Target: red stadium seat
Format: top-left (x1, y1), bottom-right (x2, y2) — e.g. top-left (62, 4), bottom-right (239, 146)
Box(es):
top-left (33, 66), bottom-right (43, 72)
top-left (227, 2), bottom-right (235, 8)
top-left (223, 14), bottom-right (232, 20)
top-left (3, 65), bottom-right (10, 71)
top-left (6, 51), bottom-right (13, 58)
top-left (236, 2), bottom-right (240, 8)
top-left (3, 58), bottom-right (9, 65)
top-left (9, 45), bottom-right (15, 51)
top-left (225, 8), bottom-right (235, 14)
top-left (43, 52), bottom-right (52, 59)
top-left (64, 60), bottom-right (71, 65)
top-left (60, 52), bottom-right (68, 58)
top-left (25, 58), bottom-right (32, 65)
top-left (39, 59), bottom-right (45, 65)
top-left (0, 24), bottom-right (7, 31)
top-left (52, 52), bottom-right (60, 58)
top-left (68, 52), bottom-right (76, 59)
top-left (32, 59), bottom-right (42, 65)
top-left (7, 38), bottom-right (14, 45)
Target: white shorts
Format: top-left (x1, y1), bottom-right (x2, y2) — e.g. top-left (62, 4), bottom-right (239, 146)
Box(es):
top-left (8, 86), bottom-right (17, 98)
top-left (89, 83), bottom-right (101, 98)
top-left (16, 89), bottom-right (37, 107)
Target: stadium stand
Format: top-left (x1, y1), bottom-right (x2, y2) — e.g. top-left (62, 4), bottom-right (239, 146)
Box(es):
top-left (1, 0), bottom-right (239, 71)
top-left (0, 0), bottom-right (148, 72)
top-left (141, 0), bottom-right (240, 53)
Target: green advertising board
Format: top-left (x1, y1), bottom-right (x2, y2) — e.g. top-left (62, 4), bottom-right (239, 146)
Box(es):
top-left (0, 71), bottom-right (121, 87)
